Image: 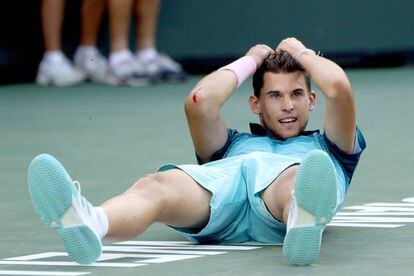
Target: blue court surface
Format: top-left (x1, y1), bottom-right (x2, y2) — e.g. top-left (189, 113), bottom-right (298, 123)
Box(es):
top-left (1, 66), bottom-right (414, 275)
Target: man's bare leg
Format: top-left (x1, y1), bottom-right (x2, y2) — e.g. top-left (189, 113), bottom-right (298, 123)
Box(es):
top-left (261, 151), bottom-right (338, 266)
top-left (101, 169), bottom-right (211, 240)
top-left (28, 154), bottom-right (211, 264)
top-left (261, 165), bottom-right (297, 224)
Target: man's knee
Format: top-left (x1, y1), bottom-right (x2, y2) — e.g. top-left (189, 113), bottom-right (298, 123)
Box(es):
top-left (127, 173), bottom-right (170, 206)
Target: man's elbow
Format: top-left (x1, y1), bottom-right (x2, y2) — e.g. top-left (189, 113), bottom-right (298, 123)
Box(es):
top-left (184, 86), bottom-right (215, 117)
top-left (326, 75), bottom-right (353, 99)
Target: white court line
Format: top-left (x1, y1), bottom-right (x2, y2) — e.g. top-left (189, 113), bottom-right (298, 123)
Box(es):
top-left (402, 198), bottom-right (414, 203)
top-left (0, 271), bottom-right (89, 276)
top-left (328, 223), bottom-right (404, 228)
top-left (115, 241), bottom-right (192, 246)
top-left (114, 242), bottom-right (261, 250)
top-left (5, 253), bottom-right (67, 261)
top-left (0, 261), bottom-right (145, 268)
top-left (97, 253), bottom-right (201, 262)
top-left (344, 206), bottom-right (414, 212)
top-left (4, 252), bottom-right (201, 263)
top-left (96, 253), bottom-right (202, 263)
top-left (335, 212), bottom-right (414, 216)
top-left (332, 217), bottom-right (414, 222)
top-left (102, 246), bottom-right (225, 255)
top-left (364, 203), bottom-right (414, 207)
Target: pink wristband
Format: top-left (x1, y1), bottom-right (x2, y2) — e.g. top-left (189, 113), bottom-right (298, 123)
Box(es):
top-left (219, 56), bottom-right (257, 87)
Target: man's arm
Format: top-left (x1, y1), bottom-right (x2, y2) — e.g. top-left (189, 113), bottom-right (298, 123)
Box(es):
top-left (184, 44), bottom-right (274, 163)
top-left (276, 38), bottom-right (356, 153)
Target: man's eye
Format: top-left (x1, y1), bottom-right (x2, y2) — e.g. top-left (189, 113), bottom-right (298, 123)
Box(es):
top-left (271, 94), bottom-right (280, 99)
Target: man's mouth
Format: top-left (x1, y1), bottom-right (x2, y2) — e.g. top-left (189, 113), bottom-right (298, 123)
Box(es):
top-left (279, 117), bottom-right (297, 124)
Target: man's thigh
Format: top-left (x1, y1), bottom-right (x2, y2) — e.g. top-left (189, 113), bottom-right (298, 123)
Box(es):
top-left (261, 165), bottom-right (298, 223)
top-left (151, 169), bottom-right (212, 229)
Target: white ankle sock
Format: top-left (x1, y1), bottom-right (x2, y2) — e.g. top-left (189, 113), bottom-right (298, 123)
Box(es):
top-left (94, 207), bottom-right (109, 239)
top-left (60, 201), bottom-right (109, 240)
top-left (43, 50), bottom-right (65, 63)
top-left (109, 49), bottom-right (133, 68)
top-left (76, 46), bottom-right (98, 57)
top-left (286, 192), bottom-right (316, 231)
top-left (136, 48), bottom-right (157, 63)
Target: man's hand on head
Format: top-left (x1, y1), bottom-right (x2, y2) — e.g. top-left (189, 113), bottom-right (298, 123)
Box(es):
top-left (276, 38), bottom-right (307, 58)
top-left (245, 44), bottom-right (274, 68)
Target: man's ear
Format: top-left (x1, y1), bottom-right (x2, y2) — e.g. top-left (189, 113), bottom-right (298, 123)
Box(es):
top-left (249, 94), bottom-right (261, 115)
top-left (308, 90), bottom-right (317, 111)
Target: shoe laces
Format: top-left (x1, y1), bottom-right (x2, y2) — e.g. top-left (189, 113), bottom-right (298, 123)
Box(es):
top-left (73, 180), bottom-right (81, 193)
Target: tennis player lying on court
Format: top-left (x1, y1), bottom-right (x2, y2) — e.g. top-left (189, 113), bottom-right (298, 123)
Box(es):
top-left (28, 37), bottom-right (366, 266)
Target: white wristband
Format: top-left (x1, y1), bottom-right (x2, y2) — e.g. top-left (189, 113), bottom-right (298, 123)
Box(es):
top-left (294, 48), bottom-right (316, 61)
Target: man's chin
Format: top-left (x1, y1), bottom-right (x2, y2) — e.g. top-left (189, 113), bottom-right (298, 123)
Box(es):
top-left (271, 129), bottom-right (300, 140)
top-left (280, 133), bottom-right (299, 140)
top-left (275, 124), bottom-right (301, 140)
top-left (263, 121), bottom-right (304, 140)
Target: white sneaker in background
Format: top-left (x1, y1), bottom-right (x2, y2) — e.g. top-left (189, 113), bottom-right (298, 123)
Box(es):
top-left (137, 52), bottom-right (188, 81)
top-left (36, 53), bottom-right (86, 86)
top-left (74, 47), bottom-right (117, 85)
top-left (109, 50), bottom-right (152, 87)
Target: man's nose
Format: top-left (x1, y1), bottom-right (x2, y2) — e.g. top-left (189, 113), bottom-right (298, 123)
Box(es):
top-left (282, 97), bottom-right (294, 112)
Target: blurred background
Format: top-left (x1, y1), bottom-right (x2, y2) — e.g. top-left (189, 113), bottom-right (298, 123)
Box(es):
top-left (1, 0), bottom-right (413, 84)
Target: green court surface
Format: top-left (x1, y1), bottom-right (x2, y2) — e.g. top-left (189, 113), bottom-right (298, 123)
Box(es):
top-left (1, 66), bottom-right (414, 275)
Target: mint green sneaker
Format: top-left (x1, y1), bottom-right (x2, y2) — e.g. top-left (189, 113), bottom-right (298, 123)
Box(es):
top-left (282, 150), bottom-right (337, 266)
top-left (28, 154), bottom-right (102, 265)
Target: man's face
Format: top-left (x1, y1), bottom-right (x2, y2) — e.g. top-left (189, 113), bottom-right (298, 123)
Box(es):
top-left (249, 71), bottom-right (316, 140)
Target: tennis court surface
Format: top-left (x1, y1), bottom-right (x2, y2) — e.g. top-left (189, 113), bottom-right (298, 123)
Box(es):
top-left (1, 66), bottom-right (414, 275)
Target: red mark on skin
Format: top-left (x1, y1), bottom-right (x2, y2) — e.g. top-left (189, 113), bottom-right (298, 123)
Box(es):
top-left (192, 87), bottom-right (202, 103)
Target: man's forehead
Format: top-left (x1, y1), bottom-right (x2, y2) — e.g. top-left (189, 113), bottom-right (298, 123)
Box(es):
top-left (263, 71), bottom-right (306, 84)
top-left (261, 71), bottom-right (307, 92)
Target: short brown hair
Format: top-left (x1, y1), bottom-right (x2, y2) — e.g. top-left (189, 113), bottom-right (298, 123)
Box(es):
top-left (252, 51), bottom-right (311, 97)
